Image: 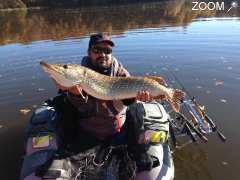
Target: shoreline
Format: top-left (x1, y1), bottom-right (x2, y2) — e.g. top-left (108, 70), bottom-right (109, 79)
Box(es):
top-left (0, 0), bottom-right (166, 12)
top-left (0, 6), bottom-right (46, 12)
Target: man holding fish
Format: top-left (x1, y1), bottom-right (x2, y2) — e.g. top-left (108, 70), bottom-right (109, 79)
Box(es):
top-left (41, 33), bottom-right (184, 179)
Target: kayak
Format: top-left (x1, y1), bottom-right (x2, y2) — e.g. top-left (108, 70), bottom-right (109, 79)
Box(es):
top-left (20, 97), bottom-right (174, 180)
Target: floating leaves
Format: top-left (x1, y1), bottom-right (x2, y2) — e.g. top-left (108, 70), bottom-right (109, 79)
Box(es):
top-left (206, 90), bottom-right (211, 94)
top-left (20, 108), bottom-right (31, 115)
top-left (18, 92), bottom-right (23, 96)
top-left (37, 88), bottom-right (45, 92)
top-left (215, 81), bottom-right (224, 86)
top-left (32, 105), bottom-right (38, 108)
top-left (220, 99), bottom-right (227, 103)
top-left (221, 161), bottom-right (228, 166)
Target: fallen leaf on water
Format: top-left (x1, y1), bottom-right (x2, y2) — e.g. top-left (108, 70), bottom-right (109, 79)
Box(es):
top-left (206, 90), bottom-right (211, 94)
top-left (215, 81), bottom-right (224, 86)
top-left (32, 105), bottom-right (38, 108)
top-left (18, 92), bottom-right (23, 96)
top-left (227, 66), bottom-right (233, 70)
top-left (37, 88), bottom-right (45, 91)
top-left (220, 99), bottom-right (227, 103)
top-left (221, 161), bottom-right (228, 166)
top-left (20, 108), bottom-right (31, 115)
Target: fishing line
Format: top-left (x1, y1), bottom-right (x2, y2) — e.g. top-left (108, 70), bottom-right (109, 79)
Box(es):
top-left (163, 63), bottom-right (193, 100)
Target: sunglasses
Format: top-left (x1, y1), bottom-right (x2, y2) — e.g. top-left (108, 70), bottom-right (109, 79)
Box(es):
top-left (91, 46), bottom-right (112, 55)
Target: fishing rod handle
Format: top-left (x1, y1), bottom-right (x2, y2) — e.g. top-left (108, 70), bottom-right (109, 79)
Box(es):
top-left (205, 114), bottom-right (226, 142)
top-left (169, 123), bottom-right (177, 148)
top-left (217, 130), bottom-right (227, 142)
top-left (186, 121), bottom-right (208, 143)
top-left (185, 123), bottom-right (197, 142)
top-left (204, 114), bottom-right (217, 131)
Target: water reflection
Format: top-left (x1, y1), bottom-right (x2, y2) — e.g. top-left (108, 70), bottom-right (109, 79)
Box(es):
top-left (174, 145), bottom-right (213, 180)
top-left (1, 0), bottom-right (239, 45)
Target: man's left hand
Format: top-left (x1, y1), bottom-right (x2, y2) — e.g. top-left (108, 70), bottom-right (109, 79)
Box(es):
top-left (136, 90), bottom-right (153, 102)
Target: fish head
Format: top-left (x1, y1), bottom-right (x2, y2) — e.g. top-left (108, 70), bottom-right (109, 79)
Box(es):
top-left (40, 61), bottom-right (86, 88)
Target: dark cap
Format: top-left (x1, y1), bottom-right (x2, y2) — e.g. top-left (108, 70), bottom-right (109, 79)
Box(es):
top-left (88, 33), bottom-right (115, 49)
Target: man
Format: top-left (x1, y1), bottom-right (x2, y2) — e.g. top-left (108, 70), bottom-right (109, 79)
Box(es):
top-left (55, 33), bottom-right (168, 179)
top-left (56, 33), bottom-right (154, 141)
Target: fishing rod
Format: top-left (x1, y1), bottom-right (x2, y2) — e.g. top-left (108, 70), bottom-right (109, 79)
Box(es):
top-left (164, 64), bottom-right (226, 142)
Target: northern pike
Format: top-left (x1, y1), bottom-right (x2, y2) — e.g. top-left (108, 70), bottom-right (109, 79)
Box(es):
top-left (40, 61), bottom-right (185, 112)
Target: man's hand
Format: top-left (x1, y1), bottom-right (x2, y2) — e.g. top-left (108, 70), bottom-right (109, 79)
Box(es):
top-left (136, 90), bottom-right (166, 102)
top-left (136, 90), bottom-right (153, 102)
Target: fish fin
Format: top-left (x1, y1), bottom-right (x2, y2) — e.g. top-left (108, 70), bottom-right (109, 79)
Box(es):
top-left (168, 89), bottom-right (185, 112)
top-left (145, 76), bottom-right (167, 86)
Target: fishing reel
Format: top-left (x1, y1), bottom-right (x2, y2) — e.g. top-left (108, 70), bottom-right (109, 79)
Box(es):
top-left (168, 97), bottom-right (226, 149)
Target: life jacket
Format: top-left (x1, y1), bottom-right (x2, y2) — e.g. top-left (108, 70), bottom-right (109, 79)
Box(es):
top-left (125, 101), bottom-right (170, 171)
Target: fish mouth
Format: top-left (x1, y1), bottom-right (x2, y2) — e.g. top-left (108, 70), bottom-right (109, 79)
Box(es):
top-left (40, 61), bottom-right (64, 75)
top-left (40, 61), bottom-right (54, 71)
top-left (40, 61), bottom-right (75, 88)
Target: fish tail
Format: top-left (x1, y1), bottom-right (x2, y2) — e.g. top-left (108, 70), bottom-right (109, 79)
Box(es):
top-left (168, 88), bottom-right (185, 112)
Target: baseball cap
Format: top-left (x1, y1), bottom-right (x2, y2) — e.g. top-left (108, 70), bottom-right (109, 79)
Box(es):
top-left (88, 33), bottom-right (115, 49)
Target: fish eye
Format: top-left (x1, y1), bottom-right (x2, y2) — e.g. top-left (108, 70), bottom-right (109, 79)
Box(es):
top-left (63, 64), bottom-right (68, 69)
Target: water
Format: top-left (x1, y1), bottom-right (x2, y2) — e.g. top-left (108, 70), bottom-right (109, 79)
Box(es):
top-left (0, 1), bottom-right (240, 179)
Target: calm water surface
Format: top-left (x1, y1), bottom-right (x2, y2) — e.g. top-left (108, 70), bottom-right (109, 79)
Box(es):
top-left (0, 1), bottom-right (240, 180)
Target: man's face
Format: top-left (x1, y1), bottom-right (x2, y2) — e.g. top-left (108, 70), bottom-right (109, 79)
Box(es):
top-left (89, 43), bottom-right (113, 70)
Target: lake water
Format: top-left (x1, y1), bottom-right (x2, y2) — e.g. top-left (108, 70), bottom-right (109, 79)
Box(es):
top-left (0, 1), bottom-right (240, 179)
